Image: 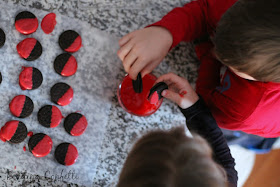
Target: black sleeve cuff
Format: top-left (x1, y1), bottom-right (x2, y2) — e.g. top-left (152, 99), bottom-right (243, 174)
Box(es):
top-left (179, 96), bottom-right (208, 119)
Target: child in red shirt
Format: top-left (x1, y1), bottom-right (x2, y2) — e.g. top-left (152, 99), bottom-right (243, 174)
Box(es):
top-left (117, 0), bottom-right (280, 138)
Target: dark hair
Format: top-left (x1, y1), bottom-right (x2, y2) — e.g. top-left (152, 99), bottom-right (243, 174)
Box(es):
top-left (117, 127), bottom-right (226, 187)
top-left (214, 0), bottom-right (280, 82)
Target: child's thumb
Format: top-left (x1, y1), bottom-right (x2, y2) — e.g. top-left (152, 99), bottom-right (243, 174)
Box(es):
top-left (161, 90), bottom-right (181, 106)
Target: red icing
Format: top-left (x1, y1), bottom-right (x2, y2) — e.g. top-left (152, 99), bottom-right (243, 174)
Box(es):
top-left (64, 144), bottom-right (79, 166)
top-left (32, 135), bottom-right (53, 157)
top-left (179, 90), bottom-right (187, 98)
top-left (27, 131), bottom-right (33, 137)
top-left (17, 38), bottom-right (37, 59)
top-left (19, 67), bottom-right (33, 90)
top-left (41, 13), bottom-right (56, 34)
top-left (57, 87), bottom-right (74, 106)
top-left (119, 74), bottom-right (163, 116)
top-left (50, 106), bottom-right (63, 128)
top-left (23, 146), bottom-right (26, 151)
top-left (61, 55), bottom-right (77, 76)
top-left (70, 115), bottom-right (88, 136)
top-left (149, 92), bottom-right (159, 105)
top-left (0, 121), bottom-right (19, 141)
top-left (0, 127), bottom-right (6, 142)
top-left (9, 95), bottom-right (26, 117)
top-left (15, 18), bottom-right (38, 35)
top-left (65, 36), bottom-right (82, 53)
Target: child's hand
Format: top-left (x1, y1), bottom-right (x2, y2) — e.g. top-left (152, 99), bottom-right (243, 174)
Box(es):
top-left (156, 73), bottom-right (199, 109)
top-left (117, 26), bottom-right (173, 80)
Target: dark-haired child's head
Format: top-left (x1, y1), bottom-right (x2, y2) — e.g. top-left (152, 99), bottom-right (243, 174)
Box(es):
top-left (214, 0), bottom-right (280, 82)
top-left (117, 127), bottom-right (227, 187)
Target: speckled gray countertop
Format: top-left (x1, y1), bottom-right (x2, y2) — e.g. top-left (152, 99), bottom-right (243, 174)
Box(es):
top-left (0, 0), bottom-right (199, 186)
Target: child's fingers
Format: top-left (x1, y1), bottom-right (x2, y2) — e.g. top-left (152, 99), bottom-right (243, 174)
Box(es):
top-left (161, 89), bottom-right (182, 105)
top-left (156, 73), bottom-right (184, 86)
top-left (117, 42), bottom-right (134, 61)
top-left (123, 51), bottom-right (138, 74)
top-left (119, 33), bottom-right (132, 46)
top-left (162, 88), bottom-right (198, 109)
top-left (129, 58), bottom-right (147, 80)
top-left (156, 73), bottom-right (192, 94)
top-left (141, 59), bottom-right (161, 78)
top-left (129, 58), bottom-right (144, 80)
top-left (141, 65), bottom-right (152, 79)
top-left (155, 73), bottom-right (199, 109)
top-left (166, 82), bottom-right (181, 93)
top-left (155, 73), bottom-right (175, 83)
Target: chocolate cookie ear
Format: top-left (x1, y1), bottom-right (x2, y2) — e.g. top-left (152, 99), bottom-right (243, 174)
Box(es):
top-left (59, 30), bottom-right (82, 53)
top-left (55, 143), bottom-right (78, 166)
top-left (64, 113), bottom-right (88, 136)
top-left (19, 67), bottom-right (43, 90)
top-left (15, 11), bottom-right (38, 35)
top-left (132, 73), bottom-right (143, 93)
top-left (50, 82), bottom-right (74, 106)
top-left (0, 121), bottom-right (27, 144)
top-left (148, 82), bottom-right (168, 104)
top-left (9, 95), bottom-right (34, 118)
top-left (17, 38), bottom-right (42, 61)
top-left (28, 133), bottom-right (53, 157)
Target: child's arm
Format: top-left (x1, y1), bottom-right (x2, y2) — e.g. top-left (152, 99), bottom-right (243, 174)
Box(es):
top-left (180, 98), bottom-right (238, 187)
top-left (148, 0), bottom-right (210, 49)
top-left (118, 0), bottom-right (215, 80)
top-left (156, 73), bottom-right (238, 186)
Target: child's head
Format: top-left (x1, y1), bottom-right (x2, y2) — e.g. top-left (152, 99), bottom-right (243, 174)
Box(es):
top-left (117, 127), bottom-right (227, 187)
top-left (214, 0), bottom-right (280, 82)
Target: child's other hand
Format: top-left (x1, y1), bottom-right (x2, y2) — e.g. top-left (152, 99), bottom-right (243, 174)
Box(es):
top-left (117, 26), bottom-right (173, 80)
top-left (156, 73), bottom-right (199, 109)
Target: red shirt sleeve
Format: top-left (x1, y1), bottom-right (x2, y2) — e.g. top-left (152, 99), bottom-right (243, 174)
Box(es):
top-left (148, 0), bottom-right (209, 48)
top-left (147, 0), bottom-right (237, 49)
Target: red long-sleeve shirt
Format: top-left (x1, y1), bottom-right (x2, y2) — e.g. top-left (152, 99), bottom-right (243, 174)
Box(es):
top-left (150, 0), bottom-right (280, 137)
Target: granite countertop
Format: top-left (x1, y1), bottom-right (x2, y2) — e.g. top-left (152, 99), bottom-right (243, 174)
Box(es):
top-left (0, 0), bottom-right (199, 186)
